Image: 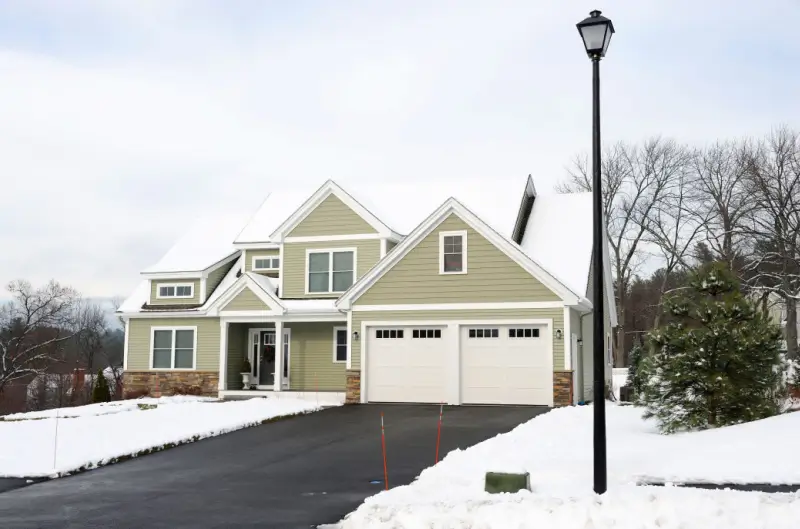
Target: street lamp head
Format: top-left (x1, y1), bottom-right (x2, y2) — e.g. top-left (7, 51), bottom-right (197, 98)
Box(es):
top-left (577, 10), bottom-right (614, 60)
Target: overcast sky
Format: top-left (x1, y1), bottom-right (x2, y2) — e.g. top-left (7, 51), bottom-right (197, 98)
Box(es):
top-left (1, 0), bottom-right (798, 299)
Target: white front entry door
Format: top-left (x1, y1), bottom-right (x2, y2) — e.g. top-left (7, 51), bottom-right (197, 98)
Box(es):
top-left (460, 325), bottom-right (553, 406)
top-left (366, 326), bottom-right (448, 403)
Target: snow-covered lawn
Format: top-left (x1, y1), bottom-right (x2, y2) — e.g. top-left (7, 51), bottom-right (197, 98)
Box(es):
top-left (0, 396), bottom-right (325, 478)
top-left (331, 404), bottom-right (800, 528)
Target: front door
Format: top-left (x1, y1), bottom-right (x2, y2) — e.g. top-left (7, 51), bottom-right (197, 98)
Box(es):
top-left (259, 331), bottom-right (276, 386)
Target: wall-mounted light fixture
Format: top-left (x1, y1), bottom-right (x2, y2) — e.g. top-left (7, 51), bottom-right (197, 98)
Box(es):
top-left (555, 329), bottom-right (563, 340)
top-left (352, 330), bottom-right (360, 341)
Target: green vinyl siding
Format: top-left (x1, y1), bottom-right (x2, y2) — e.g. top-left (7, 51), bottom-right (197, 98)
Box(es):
top-left (287, 322), bottom-right (345, 391)
top-left (358, 213), bottom-right (559, 305)
top-left (226, 323), bottom-right (248, 389)
top-left (244, 249), bottom-right (280, 273)
top-left (149, 279), bottom-right (201, 305)
top-left (287, 194), bottom-right (377, 237)
top-left (350, 308), bottom-right (563, 371)
top-left (128, 317), bottom-right (220, 371)
top-left (221, 287), bottom-right (270, 311)
top-left (206, 261), bottom-right (235, 299)
top-left (282, 239), bottom-right (381, 298)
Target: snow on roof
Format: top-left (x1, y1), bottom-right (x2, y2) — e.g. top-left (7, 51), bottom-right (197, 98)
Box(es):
top-left (339, 178), bottom-right (521, 236)
top-left (282, 299), bottom-right (338, 312)
top-left (118, 279), bottom-right (150, 312)
top-left (143, 212), bottom-right (252, 274)
top-left (245, 272), bottom-right (278, 295)
top-left (234, 190), bottom-right (313, 244)
top-left (519, 192), bottom-right (592, 296)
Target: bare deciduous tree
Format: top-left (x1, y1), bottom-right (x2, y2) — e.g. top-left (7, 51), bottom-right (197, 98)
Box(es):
top-left (742, 127), bottom-right (800, 358)
top-left (558, 137), bottom-right (680, 365)
top-left (0, 280), bottom-right (80, 393)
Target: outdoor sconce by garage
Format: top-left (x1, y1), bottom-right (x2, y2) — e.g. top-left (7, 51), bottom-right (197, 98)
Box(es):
top-left (352, 330), bottom-right (360, 341)
top-left (555, 329), bottom-right (563, 340)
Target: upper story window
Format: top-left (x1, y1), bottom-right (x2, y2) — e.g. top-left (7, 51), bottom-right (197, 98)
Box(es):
top-left (307, 249), bottom-right (355, 293)
top-left (157, 283), bottom-right (194, 299)
top-left (253, 256), bottom-right (280, 271)
top-left (439, 230), bottom-right (467, 274)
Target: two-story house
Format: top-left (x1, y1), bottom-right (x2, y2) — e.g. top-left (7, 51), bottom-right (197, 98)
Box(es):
top-left (118, 177), bottom-right (616, 407)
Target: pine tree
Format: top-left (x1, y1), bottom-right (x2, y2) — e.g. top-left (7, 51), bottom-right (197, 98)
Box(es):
top-left (92, 369), bottom-right (111, 403)
top-left (626, 343), bottom-right (648, 401)
top-left (643, 263), bottom-right (786, 433)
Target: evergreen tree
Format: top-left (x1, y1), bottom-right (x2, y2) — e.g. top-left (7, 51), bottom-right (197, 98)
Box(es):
top-left (92, 369), bottom-right (111, 403)
top-left (626, 343), bottom-right (649, 401)
top-left (643, 263), bottom-right (786, 433)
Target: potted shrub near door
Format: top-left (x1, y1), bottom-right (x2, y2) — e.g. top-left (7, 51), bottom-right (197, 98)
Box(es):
top-left (241, 358), bottom-right (252, 390)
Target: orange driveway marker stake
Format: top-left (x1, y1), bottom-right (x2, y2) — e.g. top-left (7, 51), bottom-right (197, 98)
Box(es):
top-left (435, 402), bottom-right (443, 463)
top-left (381, 411), bottom-right (389, 490)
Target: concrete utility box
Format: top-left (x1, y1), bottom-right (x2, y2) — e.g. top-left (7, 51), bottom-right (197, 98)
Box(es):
top-left (484, 471), bottom-right (531, 494)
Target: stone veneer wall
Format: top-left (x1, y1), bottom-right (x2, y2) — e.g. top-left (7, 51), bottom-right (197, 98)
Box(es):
top-left (123, 372), bottom-right (219, 398)
top-left (553, 371), bottom-right (573, 407)
top-left (345, 370), bottom-right (361, 404)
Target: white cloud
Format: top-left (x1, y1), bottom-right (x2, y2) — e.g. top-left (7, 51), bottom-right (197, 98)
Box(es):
top-left (0, 0), bottom-right (798, 297)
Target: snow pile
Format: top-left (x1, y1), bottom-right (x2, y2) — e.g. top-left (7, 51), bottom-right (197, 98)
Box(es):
top-left (0, 396), bottom-right (324, 477)
top-left (332, 405), bottom-right (800, 528)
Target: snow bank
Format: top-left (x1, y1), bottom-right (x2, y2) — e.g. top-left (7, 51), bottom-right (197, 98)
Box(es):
top-left (332, 404), bottom-right (800, 528)
top-left (0, 397), bottom-right (324, 477)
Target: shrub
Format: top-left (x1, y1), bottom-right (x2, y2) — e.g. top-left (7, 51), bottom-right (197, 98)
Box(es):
top-left (626, 344), bottom-right (650, 401)
top-left (92, 369), bottom-right (111, 403)
top-left (125, 388), bottom-right (151, 399)
top-left (169, 384), bottom-right (204, 396)
top-left (241, 357), bottom-right (252, 373)
top-left (642, 263), bottom-right (786, 433)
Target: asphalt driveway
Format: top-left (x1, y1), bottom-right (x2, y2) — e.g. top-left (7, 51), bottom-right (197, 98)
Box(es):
top-left (0, 404), bottom-right (546, 529)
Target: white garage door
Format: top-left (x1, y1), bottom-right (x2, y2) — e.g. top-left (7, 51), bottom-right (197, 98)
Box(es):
top-left (366, 326), bottom-right (448, 403)
top-left (461, 325), bottom-right (552, 406)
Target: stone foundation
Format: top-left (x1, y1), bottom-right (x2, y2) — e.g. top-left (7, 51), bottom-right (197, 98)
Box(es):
top-left (345, 369), bottom-right (361, 404)
top-left (123, 371), bottom-right (219, 398)
top-left (553, 371), bottom-right (574, 407)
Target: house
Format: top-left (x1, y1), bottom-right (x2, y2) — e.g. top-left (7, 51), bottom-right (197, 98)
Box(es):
top-left (117, 177), bottom-right (616, 407)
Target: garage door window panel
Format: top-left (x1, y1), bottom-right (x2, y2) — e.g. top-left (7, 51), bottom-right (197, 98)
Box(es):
top-left (376, 329), bottom-right (404, 339)
top-left (412, 329), bottom-right (442, 339)
top-left (468, 328), bottom-right (499, 338)
top-left (509, 328), bottom-right (540, 338)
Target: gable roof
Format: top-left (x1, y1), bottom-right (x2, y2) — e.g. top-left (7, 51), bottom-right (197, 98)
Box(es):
top-left (267, 180), bottom-right (399, 240)
top-left (336, 197), bottom-right (587, 309)
top-left (207, 272), bottom-right (286, 315)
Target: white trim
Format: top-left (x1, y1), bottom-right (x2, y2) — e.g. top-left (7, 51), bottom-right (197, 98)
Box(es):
top-left (380, 238), bottom-right (388, 258)
top-left (270, 181), bottom-right (394, 240)
top-left (123, 319), bottom-right (130, 371)
top-left (251, 254), bottom-right (280, 272)
top-left (142, 271), bottom-right (203, 280)
top-left (563, 306), bottom-right (572, 371)
top-left (332, 325), bottom-right (348, 364)
top-left (219, 320), bottom-right (228, 390)
top-left (439, 230), bottom-right (468, 275)
top-left (337, 198), bottom-right (585, 309)
top-left (278, 245), bottom-right (284, 296)
top-left (149, 326), bottom-right (198, 370)
top-left (199, 277), bottom-right (208, 304)
top-left (602, 223), bottom-right (618, 327)
top-left (305, 247), bottom-right (358, 295)
top-left (233, 242), bottom-right (281, 251)
top-left (274, 321), bottom-right (283, 392)
top-left (207, 273), bottom-right (285, 316)
top-left (346, 310), bottom-right (353, 369)
top-left (359, 318), bottom-right (553, 405)
top-left (155, 282), bottom-right (195, 300)
top-left (352, 301), bottom-right (564, 312)
top-left (285, 233), bottom-right (383, 243)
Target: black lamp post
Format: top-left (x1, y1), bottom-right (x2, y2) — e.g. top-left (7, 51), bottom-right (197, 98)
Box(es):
top-left (576, 9), bottom-right (614, 495)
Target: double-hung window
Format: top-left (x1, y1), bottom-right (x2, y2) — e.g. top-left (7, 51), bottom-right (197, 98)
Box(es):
top-left (439, 231), bottom-right (467, 274)
top-left (307, 249), bottom-right (355, 293)
top-left (152, 327), bottom-right (196, 369)
top-left (156, 283), bottom-right (194, 299)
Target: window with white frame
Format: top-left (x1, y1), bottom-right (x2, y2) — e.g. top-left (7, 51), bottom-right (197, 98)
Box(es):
top-left (333, 327), bottom-right (348, 363)
top-left (252, 256), bottom-right (280, 271)
top-left (375, 329), bottom-right (404, 339)
top-left (156, 283), bottom-right (194, 299)
top-left (307, 249), bottom-right (355, 293)
top-left (509, 328), bottom-right (540, 338)
top-left (468, 328), bottom-right (499, 338)
top-left (152, 328), bottom-right (195, 369)
top-left (440, 231), bottom-right (467, 273)
top-left (412, 329), bottom-right (442, 339)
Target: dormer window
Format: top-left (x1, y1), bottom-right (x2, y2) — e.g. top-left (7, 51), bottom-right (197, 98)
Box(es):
top-left (157, 283), bottom-right (194, 299)
top-left (439, 230), bottom-right (467, 274)
top-left (253, 256), bottom-right (280, 271)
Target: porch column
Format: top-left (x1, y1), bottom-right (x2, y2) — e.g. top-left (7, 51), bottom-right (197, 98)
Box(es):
top-left (274, 320), bottom-right (283, 392)
top-left (219, 320), bottom-right (228, 391)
